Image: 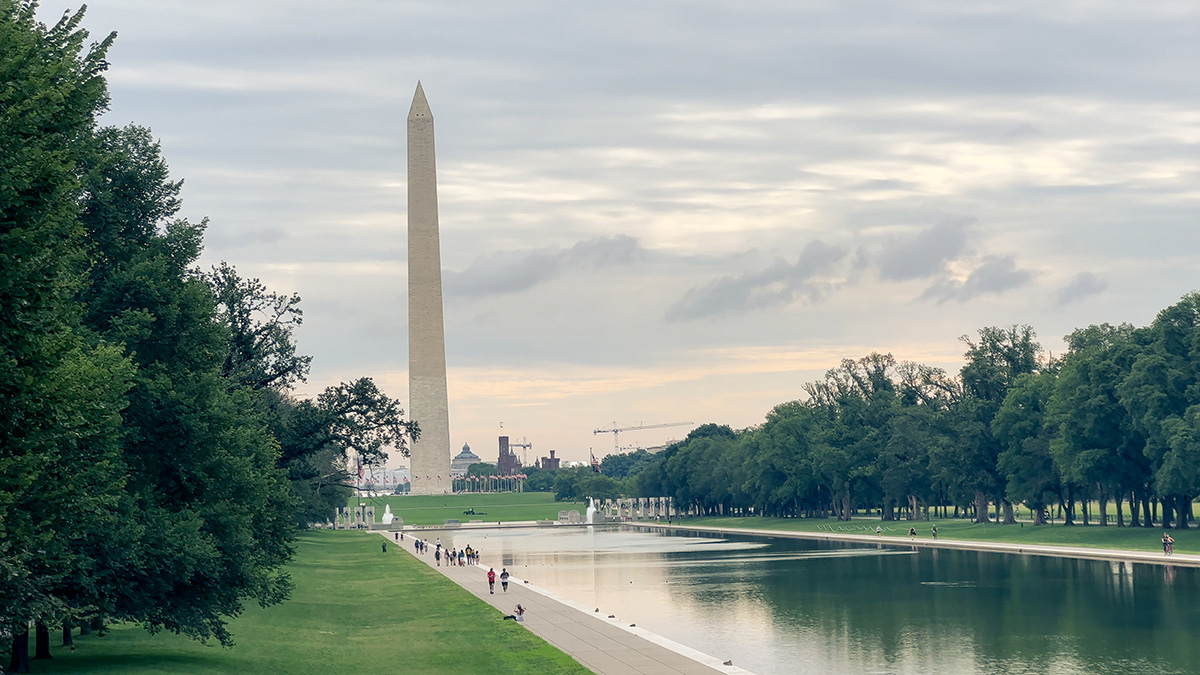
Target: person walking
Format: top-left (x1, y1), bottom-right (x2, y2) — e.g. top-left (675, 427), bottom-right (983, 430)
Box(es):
top-left (382, 541), bottom-right (387, 553)
top-left (909, 526), bottom-right (916, 540)
top-left (1163, 532), bottom-right (1175, 556)
top-left (435, 548), bottom-right (441, 566)
top-left (500, 568), bottom-right (510, 592)
top-left (931, 525), bottom-right (939, 539)
top-left (876, 525), bottom-right (882, 537)
top-left (487, 568), bottom-right (496, 594)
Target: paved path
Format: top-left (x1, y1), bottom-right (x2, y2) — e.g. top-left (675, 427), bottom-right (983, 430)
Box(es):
top-left (631, 522), bottom-right (1200, 568)
top-left (384, 533), bottom-right (749, 675)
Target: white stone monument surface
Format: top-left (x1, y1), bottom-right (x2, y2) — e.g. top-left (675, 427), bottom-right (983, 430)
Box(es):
top-left (407, 81), bottom-right (453, 495)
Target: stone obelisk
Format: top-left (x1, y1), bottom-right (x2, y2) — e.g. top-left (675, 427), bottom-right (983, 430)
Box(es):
top-left (407, 82), bottom-right (452, 495)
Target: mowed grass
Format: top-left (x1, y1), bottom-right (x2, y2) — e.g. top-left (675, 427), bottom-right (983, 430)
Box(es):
top-left (685, 514), bottom-right (1200, 554)
top-left (36, 530), bottom-right (588, 674)
top-left (360, 492), bottom-right (587, 526)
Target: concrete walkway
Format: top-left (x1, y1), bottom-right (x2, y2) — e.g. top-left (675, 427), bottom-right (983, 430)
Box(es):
top-left (384, 533), bottom-right (750, 675)
top-left (631, 522), bottom-right (1200, 568)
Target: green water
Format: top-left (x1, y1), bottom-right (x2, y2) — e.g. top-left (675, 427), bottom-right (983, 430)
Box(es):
top-left (443, 526), bottom-right (1200, 674)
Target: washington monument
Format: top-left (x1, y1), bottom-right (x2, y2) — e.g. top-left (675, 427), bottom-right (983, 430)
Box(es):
top-left (407, 82), bottom-right (452, 495)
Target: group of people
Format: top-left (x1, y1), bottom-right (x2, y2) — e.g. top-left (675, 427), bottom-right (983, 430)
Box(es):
top-left (413, 538), bottom-right (482, 567)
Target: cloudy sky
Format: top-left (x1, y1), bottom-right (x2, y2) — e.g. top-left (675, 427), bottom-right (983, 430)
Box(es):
top-left (49, 1), bottom-right (1200, 466)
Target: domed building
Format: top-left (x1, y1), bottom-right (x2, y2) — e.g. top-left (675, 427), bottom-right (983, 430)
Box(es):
top-left (450, 443), bottom-right (482, 477)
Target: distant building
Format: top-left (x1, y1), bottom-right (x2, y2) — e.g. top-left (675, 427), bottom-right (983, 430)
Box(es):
top-left (450, 443), bottom-right (482, 478)
top-left (536, 449), bottom-right (561, 470)
top-left (497, 435), bottom-right (522, 475)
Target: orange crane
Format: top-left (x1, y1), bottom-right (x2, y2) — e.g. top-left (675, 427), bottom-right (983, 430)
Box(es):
top-left (593, 421), bottom-right (693, 453)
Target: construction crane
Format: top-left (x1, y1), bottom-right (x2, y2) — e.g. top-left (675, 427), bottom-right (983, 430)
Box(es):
top-left (509, 437), bottom-right (532, 465)
top-left (593, 421), bottom-right (693, 453)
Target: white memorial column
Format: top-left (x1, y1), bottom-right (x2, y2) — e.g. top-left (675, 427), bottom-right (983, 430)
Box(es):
top-left (407, 82), bottom-right (453, 495)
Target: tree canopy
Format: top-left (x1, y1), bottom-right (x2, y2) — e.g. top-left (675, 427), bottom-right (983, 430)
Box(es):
top-left (1, 5), bottom-right (414, 669)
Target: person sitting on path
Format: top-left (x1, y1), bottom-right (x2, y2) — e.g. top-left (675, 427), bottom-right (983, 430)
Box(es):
top-left (502, 604), bottom-right (525, 621)
top-left (500, 568), bottom-right (510, 592)
top-left (487, 567), bottom-right (496, 594)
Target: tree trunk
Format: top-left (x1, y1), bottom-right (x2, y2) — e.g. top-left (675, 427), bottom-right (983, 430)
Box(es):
top-left (1176, 495), bottom-right (1190, 530)
top-left (1033, 506), bottom-right (1047, 525)
top-left (912, 494), bottom-right (924, 521)
top-left (62, 621), bottom-right (74, 648)
top-left (1129, 491), bottom-right (1140, 528)
top-left (1081, 494), bottom-right (1090, 525)
top-left (34, 622), bottom-right (52, 660)
top-left (1116, 493), bottom-right (1125, 527)
top-left (1063, 486), bottom-right (1075, 525)
top-left (1099, 486), bottom-right (1109, 526)
top-left (973, 490), bottom-right (990, 524)
top-left (1162, 497), bottom-right (1173, 529)
top-left (10, 628), bottom-right (30, 674)
top-left (1001, 499), bottom-right (1016, 525)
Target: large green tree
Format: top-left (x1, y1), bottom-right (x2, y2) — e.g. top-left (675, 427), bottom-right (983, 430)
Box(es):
top-left (77, 126), bottom-right (296, 645)
top-left (994, 372), bottom-right (1059, 525)
top-left (955, 325), bottom-right (1042, 523)
top-left (0, 3), bottom-right (129, 670)
top-left (1118, 295), bottom-right (1200, 529)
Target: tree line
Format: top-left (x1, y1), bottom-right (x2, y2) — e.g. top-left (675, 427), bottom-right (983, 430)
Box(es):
top-left (1, 5), bottom-right (412, 671)
top-left (612, 304), bottom-right (1200, 531)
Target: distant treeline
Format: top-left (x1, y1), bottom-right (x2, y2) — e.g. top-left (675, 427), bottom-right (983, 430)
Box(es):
top-left (1, 6), bottom-right (411, 669)
top-left (543, 298), bottom-right (1200, 532)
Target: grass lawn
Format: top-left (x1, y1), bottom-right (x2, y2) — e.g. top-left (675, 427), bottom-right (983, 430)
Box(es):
top-left (33, 530), bottom-right (588, 674)
top-left (684, 514), bottom-right (1200, 554)
top-left (358, 492), bottom-right (586, 526)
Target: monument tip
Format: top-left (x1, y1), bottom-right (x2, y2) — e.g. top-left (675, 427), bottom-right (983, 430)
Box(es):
top-left (409, 81), bottom-right (431, 119)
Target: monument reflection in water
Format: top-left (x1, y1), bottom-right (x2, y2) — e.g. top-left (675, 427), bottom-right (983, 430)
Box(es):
top-left (438, 526), bottom-right (1200, 675)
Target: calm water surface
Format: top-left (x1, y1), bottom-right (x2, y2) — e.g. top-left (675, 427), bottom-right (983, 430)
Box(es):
top-left (439, 526), bottom-right (1200, 675)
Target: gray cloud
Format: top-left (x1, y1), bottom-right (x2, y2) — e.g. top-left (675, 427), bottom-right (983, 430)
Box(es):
top-left (1055, 271), bottom-right (1108, 306)
top-left (666, 240), bottom-right (846, 321)
top-left (921, 255), bottom-right (1033, 304)
top-left (874, 219), bottom-right (972, 282)
top-left (444, 234), bottom-right (641, 298)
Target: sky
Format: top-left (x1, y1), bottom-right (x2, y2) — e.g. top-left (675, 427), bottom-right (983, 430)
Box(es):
top-left (44, 1), bottom-right (1200, 467)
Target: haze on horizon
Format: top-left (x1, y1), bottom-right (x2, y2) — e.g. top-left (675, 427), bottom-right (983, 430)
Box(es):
top-left (51, 1), bottom-right (1200, 467)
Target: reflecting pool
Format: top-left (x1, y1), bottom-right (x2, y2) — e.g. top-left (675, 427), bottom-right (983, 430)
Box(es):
top-left (437, 526), bottom-right (1200, 675)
